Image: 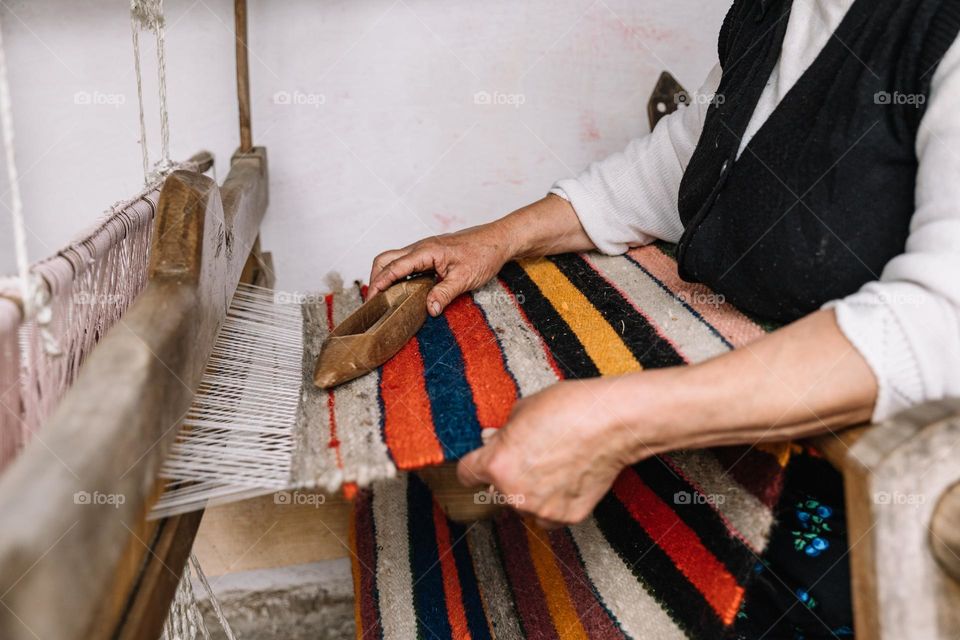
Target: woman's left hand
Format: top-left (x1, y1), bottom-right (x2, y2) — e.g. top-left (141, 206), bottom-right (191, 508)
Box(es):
top-left (457, 377), bottom-right (652, 529)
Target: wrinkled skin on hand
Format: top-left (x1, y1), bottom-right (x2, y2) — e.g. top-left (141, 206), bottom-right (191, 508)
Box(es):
top-left (368, 223), bottom-right (513, 316)
top-left (457, 378), bottom-right (648, 529)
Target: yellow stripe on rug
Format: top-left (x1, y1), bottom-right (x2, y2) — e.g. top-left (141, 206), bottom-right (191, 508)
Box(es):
top-left (520, 259), bottom-right (639, 375)
top-left (523, 521), bottom-right (590, 640)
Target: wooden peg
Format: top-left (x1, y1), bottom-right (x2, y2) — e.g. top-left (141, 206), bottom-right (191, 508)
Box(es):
top-left (313, 276), bottom-right (433, 389)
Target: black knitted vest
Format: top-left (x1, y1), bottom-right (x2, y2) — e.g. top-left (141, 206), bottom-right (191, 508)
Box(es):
top-left (675, 0), bottom-right (960, 322)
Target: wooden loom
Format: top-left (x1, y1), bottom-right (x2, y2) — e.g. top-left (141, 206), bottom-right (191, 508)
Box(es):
top-left (0, 17), bottom-right (957, 640)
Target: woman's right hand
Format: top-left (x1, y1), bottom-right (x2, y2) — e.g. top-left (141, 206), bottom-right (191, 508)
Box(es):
top-left (367, 221), bottom-right (514, 317)
top-left (367, 194), bottom-right (594, 316)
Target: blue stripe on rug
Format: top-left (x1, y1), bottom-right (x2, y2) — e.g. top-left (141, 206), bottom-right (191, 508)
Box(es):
top-left (408, 474), bottom-right (453, 639)
top-left (449, 518), bottom-right (493, 639)
top-left (416, 314), bottom-right (482, 459)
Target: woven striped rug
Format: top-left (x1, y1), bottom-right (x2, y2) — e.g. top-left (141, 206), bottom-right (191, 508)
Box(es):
top-left (307, 244), bottom-right (777, 487)
top-left (345, 244), bottom-right (794, 638)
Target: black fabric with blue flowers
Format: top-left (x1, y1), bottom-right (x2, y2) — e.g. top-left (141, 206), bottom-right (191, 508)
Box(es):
top-left (731, 449), bottom-right (854, 639)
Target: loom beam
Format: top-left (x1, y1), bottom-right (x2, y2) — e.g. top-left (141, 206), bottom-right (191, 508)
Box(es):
top-left (0, 147), bottom-right (269, 640)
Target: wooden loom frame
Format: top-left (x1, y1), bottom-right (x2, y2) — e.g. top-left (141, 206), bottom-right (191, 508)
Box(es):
top-left (0, 13), bottom-right (955, 640)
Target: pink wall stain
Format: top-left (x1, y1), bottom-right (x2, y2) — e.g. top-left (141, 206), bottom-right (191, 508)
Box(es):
top-left (434, 212), bottom-right (465, 232)
top-left (580, 112), bottom-right (601, 143)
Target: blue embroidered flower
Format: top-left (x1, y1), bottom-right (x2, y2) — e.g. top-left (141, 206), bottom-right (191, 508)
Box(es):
top-left (795, 587), bottom-right (817, 610)
top-left (791, 499), bottom-right (835, 557)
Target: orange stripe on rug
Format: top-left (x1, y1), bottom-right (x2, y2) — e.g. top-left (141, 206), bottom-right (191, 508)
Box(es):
top-left (627, 246), bottom-right (765, 348)
top-left (445, 295), bottom-right (518, 429)
top-left (524, 522), bottom-right (591, 640)
top-left (612, 467), bottom-right (745, 625)
top-left (379, 337), bottom-right (444, 468)
top-left (519, 259), bottom-right (640, 375)
top-left (433, 502), bottom-right (473, 640)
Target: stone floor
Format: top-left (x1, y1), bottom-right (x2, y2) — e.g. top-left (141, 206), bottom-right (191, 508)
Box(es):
top-left (194, 559), bottom-right (355, 639)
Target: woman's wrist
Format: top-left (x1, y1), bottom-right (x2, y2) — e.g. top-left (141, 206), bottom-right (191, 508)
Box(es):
top-left (597, 366), bottom-right (718, 465)
top-left (496, 194), bottom-right (595, 260)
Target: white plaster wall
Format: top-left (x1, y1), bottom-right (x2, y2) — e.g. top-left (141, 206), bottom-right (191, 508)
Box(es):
top-left (0, 0), bottom-right (726, 292)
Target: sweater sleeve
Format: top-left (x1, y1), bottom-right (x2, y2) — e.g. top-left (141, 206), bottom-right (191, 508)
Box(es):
top-left (824, 35), bottom-right (960, 422)
top-left (550, 64), bottom-right (723, 255)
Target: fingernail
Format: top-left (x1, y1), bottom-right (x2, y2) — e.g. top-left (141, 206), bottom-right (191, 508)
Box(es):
top-left (431, 301), bottom-right (441, 316)
top-left (481, 428), bottom-right (498, 443)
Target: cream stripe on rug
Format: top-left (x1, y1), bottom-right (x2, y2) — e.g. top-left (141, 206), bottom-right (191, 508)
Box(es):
top-left (586, 253), bottom-right (730, 364)
top-left (332, 287), bottom-right (396, 486)
top-left (372, 474), bottom-right (419, 640)
top-left (569, 517), bottom-right (687, 640)
top-left (471, 279), bottom-right (559, 396)
top-left (467, 521), bottom-right (524, 640)
top-left (664, 450), bottom-right (774, 552)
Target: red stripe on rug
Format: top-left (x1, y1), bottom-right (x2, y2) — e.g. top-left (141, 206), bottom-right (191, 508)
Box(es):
top-left (548, 528), bottom-right (625, 640)
top-left (498, 277), bottom-right (566, 380)
top-left (612, 467), bottom-right (744, 626)
top-left (379, 337), bottom-right (445, 468)
top-left (627, 246), bottom-right (765, 347)
top-left (445, 295), bottom-right (518, 429)
top-left (325, 294), bottom-right (345, 472)
top-left (495, 515), bottom-right (562, 640)
top-left (433, 502), bottom-right (473, 640)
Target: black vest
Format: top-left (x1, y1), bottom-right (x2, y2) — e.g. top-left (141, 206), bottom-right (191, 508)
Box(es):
top-left (675, 0), bottom-right (960, 323)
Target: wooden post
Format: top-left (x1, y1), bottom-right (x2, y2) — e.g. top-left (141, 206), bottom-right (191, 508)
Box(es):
top-left (235, 0), bottom-right (253, 153)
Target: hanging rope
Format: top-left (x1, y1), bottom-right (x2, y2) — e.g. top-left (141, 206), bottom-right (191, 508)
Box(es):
top-left (0, 14), bottom-right (58, 357)
top-left (131, 0), bottom-right (174, 183)
top-left (0, 15), bottom-right (31, 314)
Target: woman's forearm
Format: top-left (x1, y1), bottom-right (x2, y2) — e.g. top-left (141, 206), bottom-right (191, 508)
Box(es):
top-left (615, 309), bottom-right (878, 457)
top-left (497, 194), bottom-right (596, 259)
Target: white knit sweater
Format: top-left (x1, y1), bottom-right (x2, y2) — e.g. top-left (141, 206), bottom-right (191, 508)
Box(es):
top-left (552, 0), bottom-right (960, 422)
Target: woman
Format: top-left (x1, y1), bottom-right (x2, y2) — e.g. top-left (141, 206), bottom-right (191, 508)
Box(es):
top-left (369, 0), bottom-right (960, 634)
